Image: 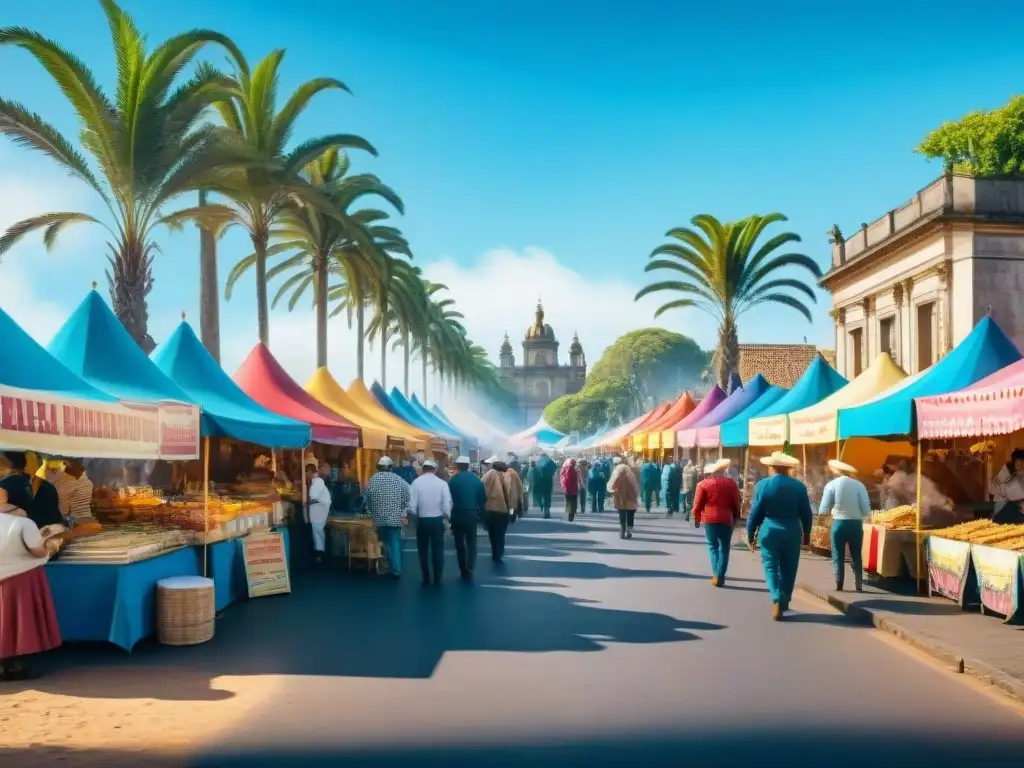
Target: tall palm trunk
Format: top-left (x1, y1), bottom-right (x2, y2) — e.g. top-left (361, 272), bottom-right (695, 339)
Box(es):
top-left (356, 301), bottom-right (365, 380)
top-left (402, 328), bottom-right (410, 395)
top-left (380, 325), bottom-right (388, 390)
top-left (108, 236), bottom-right (155, 353)
top-left (253, 229), bottom-right (270, 347)
top-left (314, 248), bottom-right (328, 368)
top-left (198, 190), bottom-right (220, 362)
top-left (421, 347), bottom-right (428, 406)
top-left (716, 313), bottom-right (740, 388)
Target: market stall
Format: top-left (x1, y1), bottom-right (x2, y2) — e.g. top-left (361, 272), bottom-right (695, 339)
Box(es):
top-left (670, 386), bottom-right (727, 457)
top-left (837, 316), bottom-right (1023, 589)
top-left (154, 320), bottom-right (309, 609)
top-left (2, 298), bottom-right (205, 650)
top-left (620, 402), bottom-right (670, 455)
top-left (635, 392), bottom-right (695, 456)
top-left (914, 344), bottom-right (1024, 619)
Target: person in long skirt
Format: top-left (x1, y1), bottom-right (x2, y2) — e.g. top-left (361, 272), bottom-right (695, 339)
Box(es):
top-left (819, 459), bottom-right (870, 592)
top-left (746, 452), bottom-right (813, 620)
top-left (0, 489), bottom-right (62, 681)
top-left (692, 458), bottom-right (741, 587)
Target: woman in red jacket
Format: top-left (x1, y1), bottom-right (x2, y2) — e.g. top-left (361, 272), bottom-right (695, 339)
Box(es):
top-left (692, 458), bottom-right (741, 587)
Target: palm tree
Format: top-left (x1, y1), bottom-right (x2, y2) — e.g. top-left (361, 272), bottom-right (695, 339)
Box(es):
top-left (225, 148), bottom-right (403, 368)
top-left (0, 0), bottom-right (248, 350)
top-left (412, 284), bottom-right (464, 406)
top-left (367, 257), bottom-right (420, 391)
top-left (635, 213), bottom-right (821, 387)
top-left (163, 49), bottom-right (376, 348)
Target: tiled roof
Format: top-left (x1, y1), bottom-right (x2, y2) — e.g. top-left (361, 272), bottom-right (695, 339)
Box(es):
top-left (738, 344), bottom-right (836, 389)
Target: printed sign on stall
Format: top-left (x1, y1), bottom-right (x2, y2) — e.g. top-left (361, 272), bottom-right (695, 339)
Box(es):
top-left (0, 383), bottom-right (200, 460)
top-left (927, 536), bottom-right (973, 605)
top-left (242, 532), bottom-right (291, 599)
top-left (971, 544), bottom-right (1022, 621)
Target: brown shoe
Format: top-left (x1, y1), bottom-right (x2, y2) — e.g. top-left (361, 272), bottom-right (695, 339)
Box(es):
top-left (771, 603), bottom-right (782, 621)
top-left (710, 577), bottom-right (719, 587)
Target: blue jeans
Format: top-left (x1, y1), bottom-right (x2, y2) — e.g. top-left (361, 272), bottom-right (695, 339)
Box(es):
top-left (758, 518), bottom-right (802, 607)
top-left (704, 523), bottom-right (733, 582)
top-left (377, 525), bottom-right (403, 576)
top-left (831, 519), bottom-right (864, 590)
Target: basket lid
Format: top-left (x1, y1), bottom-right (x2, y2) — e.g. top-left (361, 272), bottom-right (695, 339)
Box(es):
top-left (158, 575), bottom-right (214, 590)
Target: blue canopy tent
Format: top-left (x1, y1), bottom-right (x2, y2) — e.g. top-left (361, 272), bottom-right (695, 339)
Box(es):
top-left (720, 386), bottom-right (789, 448)
top-left (406, 392), bottom-right (463, 440)
top-left (48, 291), bottom-right (195, 406)
top-left (153, 322), bottom-right (311, 448)
top-left (0, 305), bottom-right (115, 401)
top-left (746, 356), bottom-right (848, 446)
top-left (429, 404), bottom-right (471, 438)
top-left (370, 383), bottom-right (450, 439)
top-left (838, 316), bottom-right (1022, 439)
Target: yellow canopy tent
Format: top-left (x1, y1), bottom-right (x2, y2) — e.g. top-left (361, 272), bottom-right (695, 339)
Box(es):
top-left (790, 354), bottom-right (907, 445)
top-left (346, 379), bottom-right (432, 451)
top-left (790, 353), bottom-right (915, 470)
top-left (306, 368), bottom-right (420, 451)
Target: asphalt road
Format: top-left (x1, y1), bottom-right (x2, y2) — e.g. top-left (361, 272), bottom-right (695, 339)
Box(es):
top-left (11, 509), bottom-right (1024, 766)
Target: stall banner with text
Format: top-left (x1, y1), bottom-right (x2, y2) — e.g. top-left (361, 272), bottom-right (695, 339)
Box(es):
top-left (927, 536), bottom-right (973, 605)
top-left (0, 383), bottom-right (200, 459)
top-left (242, 532), bottom-right (291, 599)
top-left (970, 544), bottom-right (1022, 621)
top-left (748, 415), bottom-right (787, 447)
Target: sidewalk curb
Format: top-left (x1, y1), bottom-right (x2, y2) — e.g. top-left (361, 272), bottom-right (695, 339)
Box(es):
top-left (795, 582), bottom-right (1024, 706)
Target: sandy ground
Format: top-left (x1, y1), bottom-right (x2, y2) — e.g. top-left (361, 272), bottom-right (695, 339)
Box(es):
top-left (2, 513), bottom-right (1023, 767)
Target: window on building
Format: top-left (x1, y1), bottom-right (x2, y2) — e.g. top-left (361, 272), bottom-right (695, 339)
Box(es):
top-left (533, 352), bottom-right (547, 366)
top-left (534, 380), bottom-right (550, 399)
top-left (917, 302), bottom-right (934, 371)
top-left (849, 328), bottom-right (863, 377)
top-left (879, 316), bottom-right (895, 361)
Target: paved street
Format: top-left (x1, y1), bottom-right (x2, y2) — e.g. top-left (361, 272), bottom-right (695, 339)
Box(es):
top-left (4, 510), bottom-right (1024, 767)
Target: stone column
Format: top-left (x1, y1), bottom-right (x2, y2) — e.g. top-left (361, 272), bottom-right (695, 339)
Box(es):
top-left (891, 283), bottom-right (904, 363)
top-left (830, 307), bottom-right (846, 376)
top-left (936, 261), bottom-right (951, 355)
top-left (900, 278), bottom-right (914, 371)
top-left (861, 296), bottom-right (874, 369)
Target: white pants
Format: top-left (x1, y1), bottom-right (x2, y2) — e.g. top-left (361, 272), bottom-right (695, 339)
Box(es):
top-left (310, 511), bottom-right (328, 553)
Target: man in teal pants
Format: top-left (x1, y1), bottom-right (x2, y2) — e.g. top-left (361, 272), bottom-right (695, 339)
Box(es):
top-left (746, 451), bottom-right (813, 621)
top-left (640, 459), bottom-right (660, 513)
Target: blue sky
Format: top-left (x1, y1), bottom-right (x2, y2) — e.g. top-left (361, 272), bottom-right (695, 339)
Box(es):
top-left (2, 0), bottom-right (1023, 393)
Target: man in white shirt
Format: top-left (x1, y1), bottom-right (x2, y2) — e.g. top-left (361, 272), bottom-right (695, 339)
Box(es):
top-left (306, 460), bottom-right (333, 563)
top-left (409, 459), bottom-right (452, 585)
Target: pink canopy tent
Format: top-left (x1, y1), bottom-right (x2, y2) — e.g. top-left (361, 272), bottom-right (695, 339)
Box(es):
top-left (916, 357), bottom-right (1024, 439)
top-left (673, 386), bottom-right (727, 449)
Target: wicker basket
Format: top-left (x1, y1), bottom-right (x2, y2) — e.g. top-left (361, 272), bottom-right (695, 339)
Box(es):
top-left (157, 575), bottom-right (215, 646)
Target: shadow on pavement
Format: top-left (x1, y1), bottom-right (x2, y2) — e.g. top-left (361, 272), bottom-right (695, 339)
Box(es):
top-left (7, 728), bottom-right (1023, 767)
top-left (23, 553), bottom-right (723, 700)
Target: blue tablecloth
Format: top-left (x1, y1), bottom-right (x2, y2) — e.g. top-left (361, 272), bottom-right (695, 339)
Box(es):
top-left (202, 528), bottom-right (292, 612)
top-left (45, 547), bottom-right (201, 652)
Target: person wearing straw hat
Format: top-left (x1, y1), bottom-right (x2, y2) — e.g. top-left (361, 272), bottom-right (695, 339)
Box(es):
top-left (746, 451), bottom-right (813, 620)
top-left (482, 456), bottom-right (513, 563)
top-left (449, 456), bottom-right (485, 580)
top-left (363, 457), bottom-right (411, 580)
top-left (819, 459), bottom-right (870, 592)
top-left (692, 458), bottom-right (741, 587)
top-left (409, 459), bottom-right (452, 585)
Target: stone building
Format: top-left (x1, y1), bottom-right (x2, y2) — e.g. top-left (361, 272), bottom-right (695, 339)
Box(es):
top-left (823, 174), bottom-right (1024, 378)
top-left (498, 302), bottom-right (587, 427)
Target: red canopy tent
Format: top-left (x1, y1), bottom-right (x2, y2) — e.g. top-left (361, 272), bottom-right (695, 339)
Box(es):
top-left (234, 344), bottom-right (359, 446)
top-left (640, 392), bottom-right (697, 434)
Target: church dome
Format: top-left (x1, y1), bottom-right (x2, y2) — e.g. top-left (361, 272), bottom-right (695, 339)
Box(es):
top-left (524, 301), bottom-right (556, 342)
top-left (499, 333), bottom-right (513, 356)
top-left (569, 332), bottom-right (583, 355)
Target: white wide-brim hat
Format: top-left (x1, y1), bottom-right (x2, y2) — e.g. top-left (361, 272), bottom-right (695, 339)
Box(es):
top-left (828, 459), bottom-right (857, 475)
top-left (704, 458), bottom-right (732, 474)
top-left (760, 451), bottom-right (800, 469)
top-left (377, 456), bottom-right (394, 468)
